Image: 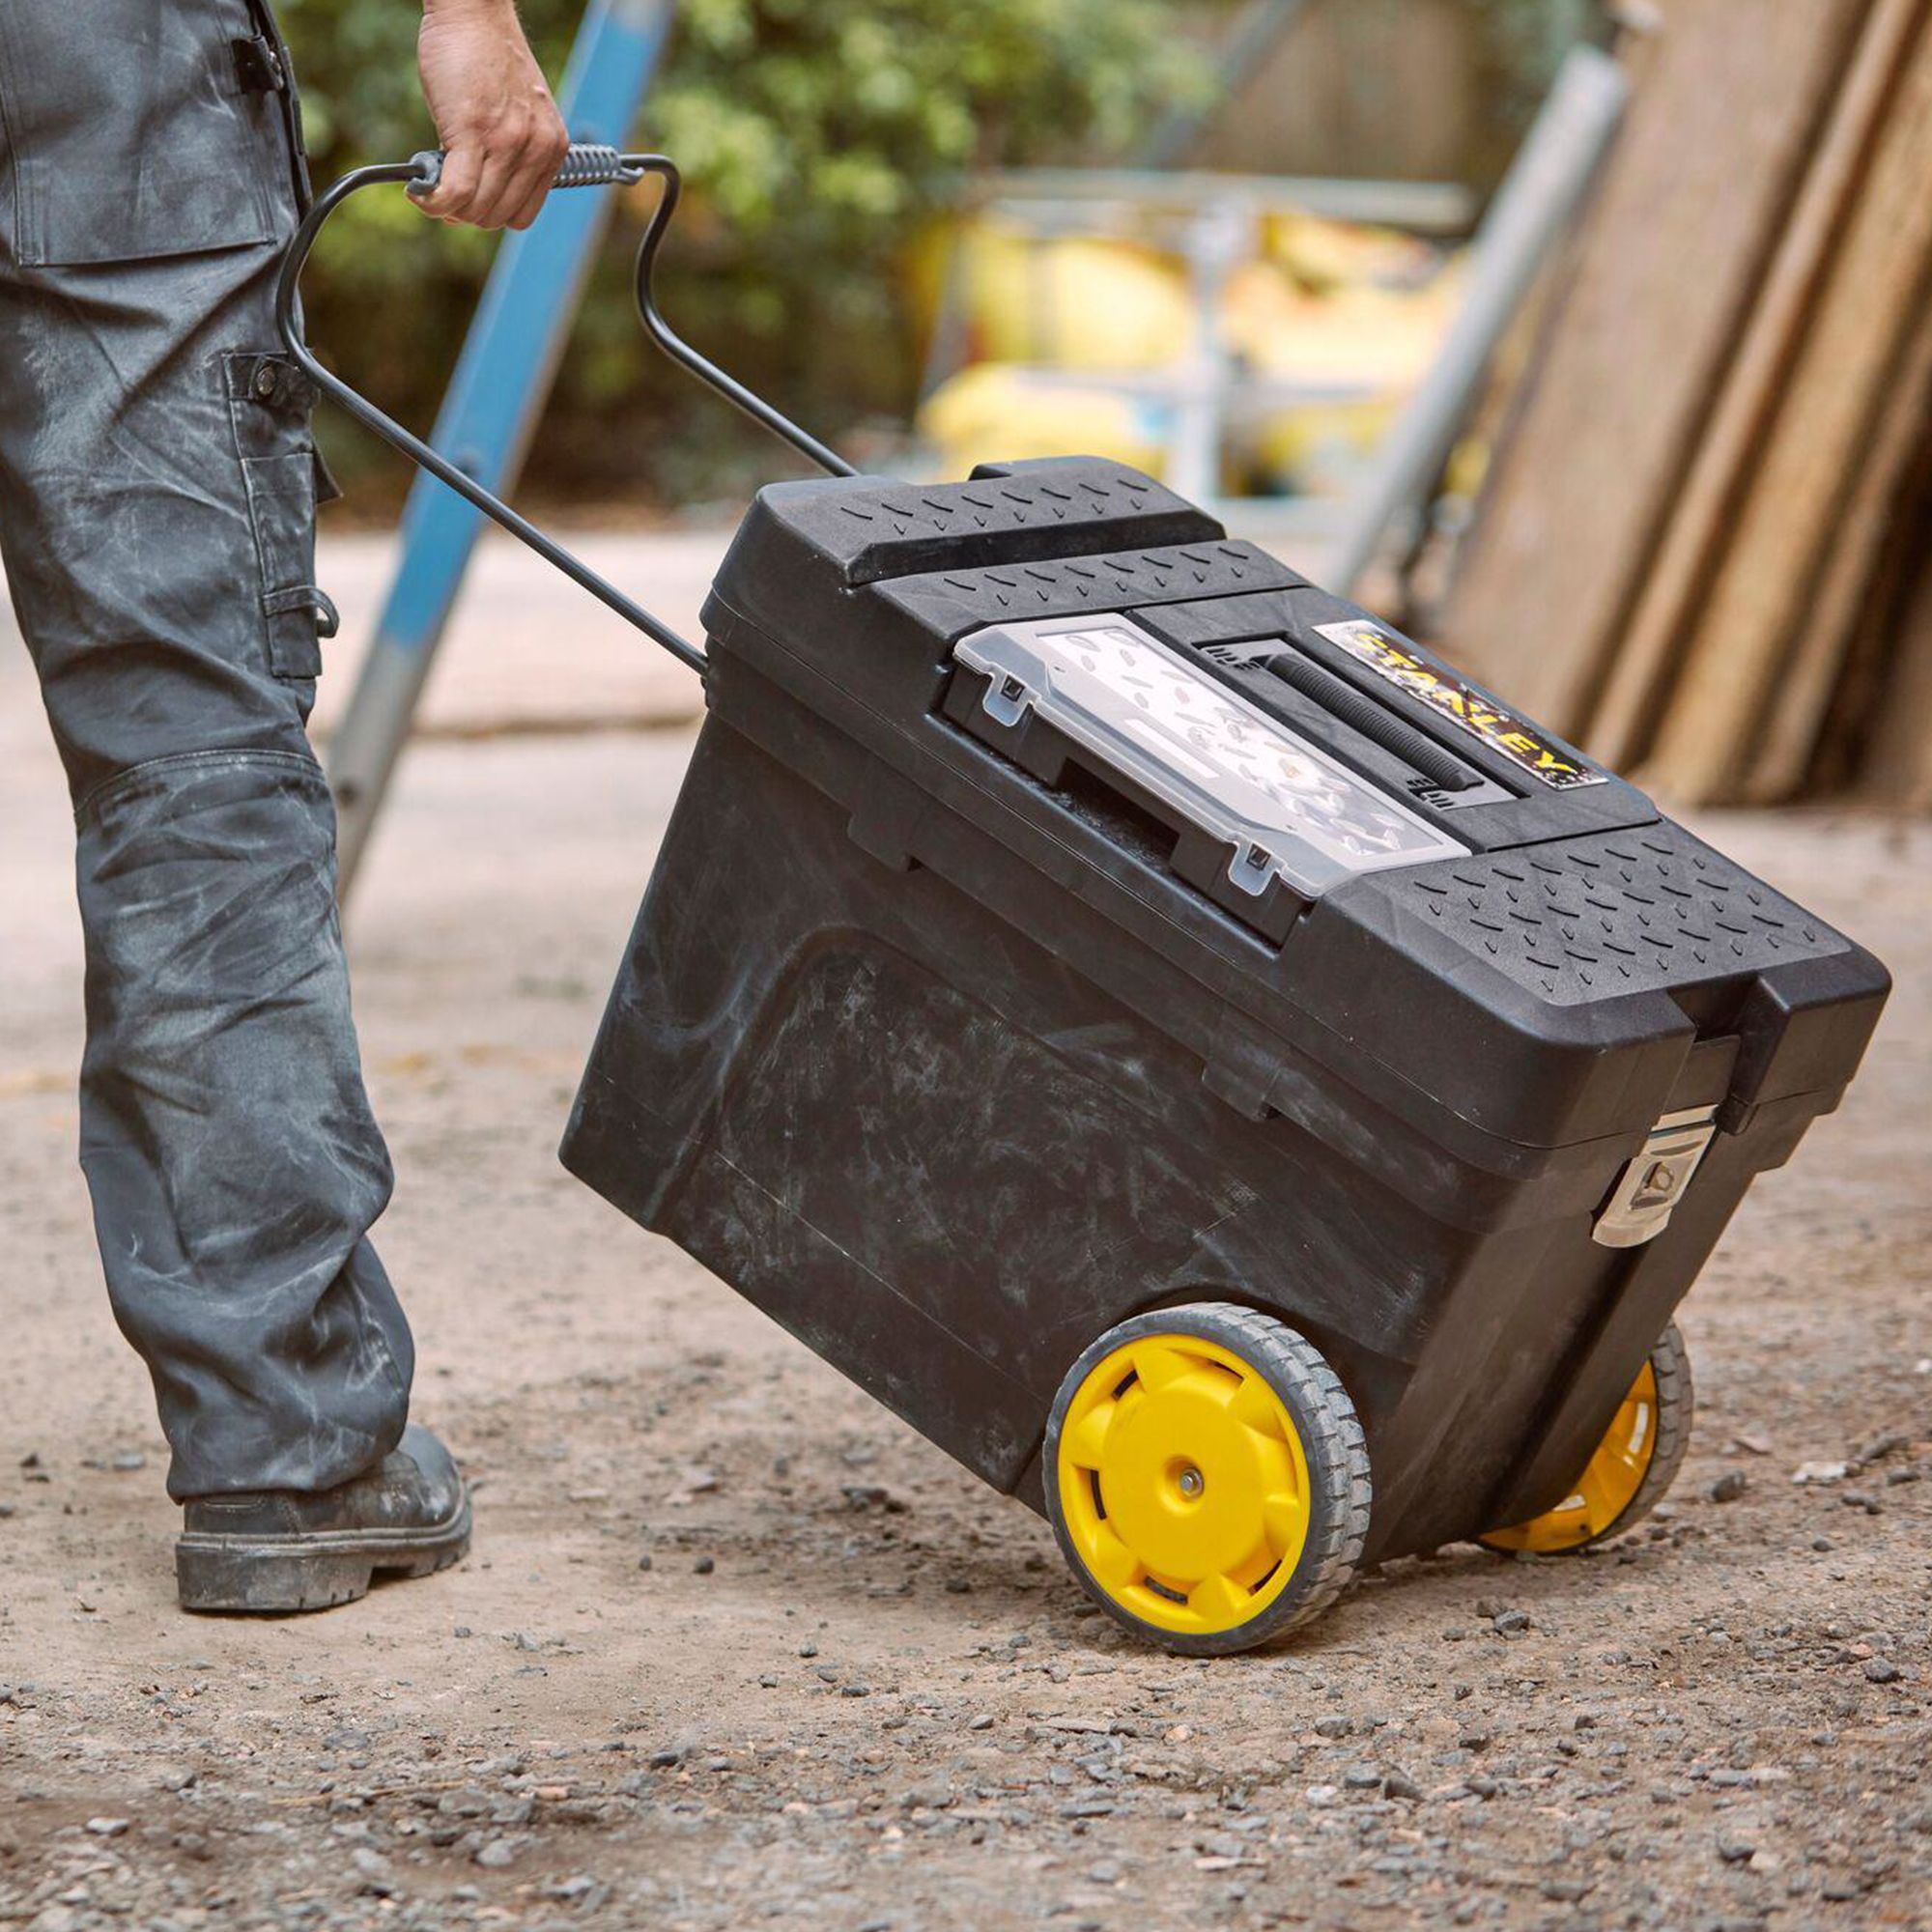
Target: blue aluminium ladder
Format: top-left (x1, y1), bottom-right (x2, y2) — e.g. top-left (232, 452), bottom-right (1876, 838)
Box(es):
top-left (327, 0), bottom-right (676, 901)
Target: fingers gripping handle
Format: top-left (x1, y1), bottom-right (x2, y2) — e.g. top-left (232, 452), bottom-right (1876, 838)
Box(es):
top-left (405, 142), bottom-right (647, 200)
top-left (275, 156), bottom-right (706, 676)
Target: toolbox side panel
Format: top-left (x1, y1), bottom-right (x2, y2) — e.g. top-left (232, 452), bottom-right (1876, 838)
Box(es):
top-left (568, 1072), bottom-right (1049, 1484)
top-left (564, 718), bottom-right (1520, 1495)
top-left (711, 943), bottom-right (1241, 1366)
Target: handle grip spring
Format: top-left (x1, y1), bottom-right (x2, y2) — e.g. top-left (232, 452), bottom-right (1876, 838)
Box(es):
top-left (406, 143), bottom-right (645, 201)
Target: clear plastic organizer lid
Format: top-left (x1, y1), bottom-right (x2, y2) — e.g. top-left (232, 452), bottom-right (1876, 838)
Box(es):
top-left (953, 615), bottom-right (1466, 900)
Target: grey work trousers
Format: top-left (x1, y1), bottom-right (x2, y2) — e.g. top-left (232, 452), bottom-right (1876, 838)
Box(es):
top-left (0, 0), bottom-right (413, 1498)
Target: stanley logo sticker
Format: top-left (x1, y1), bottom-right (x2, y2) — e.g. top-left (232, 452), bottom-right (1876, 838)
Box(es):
top-left (1313, 619), bottom-right (1607, 790)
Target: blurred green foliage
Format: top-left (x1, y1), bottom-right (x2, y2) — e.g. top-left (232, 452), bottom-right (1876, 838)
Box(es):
top-left (280, 0), bottom-right (1203, 501)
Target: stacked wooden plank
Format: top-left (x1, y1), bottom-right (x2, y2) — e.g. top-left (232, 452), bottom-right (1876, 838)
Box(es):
top-left (1855, 487), bottom-right (1932, 809)
top-left (1435, 0), bottom-right (1932, 808)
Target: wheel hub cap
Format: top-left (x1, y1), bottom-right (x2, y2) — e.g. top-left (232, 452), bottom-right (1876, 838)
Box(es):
top-left (1057, 1333), bottom-right (1314, 1635)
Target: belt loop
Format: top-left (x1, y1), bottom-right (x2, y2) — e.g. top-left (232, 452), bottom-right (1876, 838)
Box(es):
top-left (231, 35), bottom-right (288, 96)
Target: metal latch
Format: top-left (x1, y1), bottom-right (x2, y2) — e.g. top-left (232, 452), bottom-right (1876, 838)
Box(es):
top-left (1592, 1105), bottom-right (1719, 1249)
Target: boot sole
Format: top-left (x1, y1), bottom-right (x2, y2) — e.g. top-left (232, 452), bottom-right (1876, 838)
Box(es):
top-left (177, 1495), bottom-right (472, 1614)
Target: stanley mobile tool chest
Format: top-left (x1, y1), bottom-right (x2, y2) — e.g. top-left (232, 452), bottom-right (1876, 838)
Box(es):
top-left (557, 456), bottom-right (1888, 1651)
top-left (288, 152), bottom-right (1890, 1656)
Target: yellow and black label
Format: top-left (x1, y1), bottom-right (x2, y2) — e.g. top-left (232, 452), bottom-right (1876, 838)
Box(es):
top-left (1314, 619), bottom-right (1606, 790)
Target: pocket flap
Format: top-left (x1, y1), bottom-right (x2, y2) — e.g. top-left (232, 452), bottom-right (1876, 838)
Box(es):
top-left (0, 0), bottom-right (278, 268)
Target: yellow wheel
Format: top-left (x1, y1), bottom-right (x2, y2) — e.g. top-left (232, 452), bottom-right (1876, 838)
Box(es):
top-left (1043, 1304), bottom-right (1371, 1656)
top-left (1481, 1323), bottom-right (1693, 1554)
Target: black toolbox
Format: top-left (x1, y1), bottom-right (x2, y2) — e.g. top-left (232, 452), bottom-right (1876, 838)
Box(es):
top-left (559, 457), bottom-right (1888, 1651)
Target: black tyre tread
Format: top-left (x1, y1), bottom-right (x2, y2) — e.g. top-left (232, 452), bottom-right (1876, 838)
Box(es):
top-left (1212, 1307), bottom-right (1371, 1634)
top-left (1044, 1301), bottom-right (1373, 1656)
top-left (1607, 1321), bottom-right (1693, 1541)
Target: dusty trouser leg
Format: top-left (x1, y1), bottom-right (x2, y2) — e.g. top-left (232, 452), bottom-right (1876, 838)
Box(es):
top-left (0, 0), bottom-right (413, 1498)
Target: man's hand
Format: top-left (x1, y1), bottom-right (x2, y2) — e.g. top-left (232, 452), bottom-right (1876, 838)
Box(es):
top-left (415, 0), bottom-right (570, 231)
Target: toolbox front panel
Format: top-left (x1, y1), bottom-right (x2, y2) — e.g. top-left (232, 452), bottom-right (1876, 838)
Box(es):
top-left (565, 720), bottom-right (1479, 1488)
top-left (1364, 1123), bottom-right (1783, 1556)
top-left (1463, 1103), bottom-right (1816, 1541)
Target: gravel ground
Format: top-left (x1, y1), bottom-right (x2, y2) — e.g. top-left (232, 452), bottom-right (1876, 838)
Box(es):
top-left (2, 627), bottom-right (1929, 1932)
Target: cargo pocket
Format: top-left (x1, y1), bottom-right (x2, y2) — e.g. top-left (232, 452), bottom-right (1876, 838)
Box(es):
top-left (0, 0), bottom-right (278, 268)
top-left (223, 351), bottom-right (336, 682)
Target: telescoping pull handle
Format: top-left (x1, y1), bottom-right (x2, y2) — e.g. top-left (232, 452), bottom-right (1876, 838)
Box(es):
top-left (275, 146), bottom-right (857, 677)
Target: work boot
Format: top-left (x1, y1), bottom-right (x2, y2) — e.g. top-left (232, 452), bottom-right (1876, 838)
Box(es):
top-left (176, 1424), bottom-right (470, 1614)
